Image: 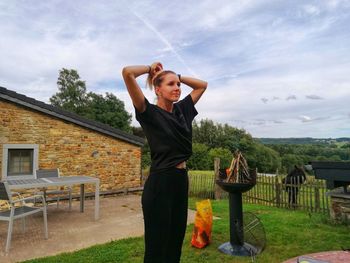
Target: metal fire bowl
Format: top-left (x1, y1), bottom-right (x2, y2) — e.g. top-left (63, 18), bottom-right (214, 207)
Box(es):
top-left (216, 180), bottom-right (255, 194)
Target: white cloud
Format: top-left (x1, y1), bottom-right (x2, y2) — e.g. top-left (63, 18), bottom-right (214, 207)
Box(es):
top-left (286, 95), bottom-right (297, 100)
top-left (299, 115), bottom-right (312, 122)
top-left (302, 5), bottom-right (321, 16)
top-left (1, 0), bottom-right (350, 138)
top-left (306, 95), bottom-right (324, 100)
top-left (261, 98), bottom-right (268, 104)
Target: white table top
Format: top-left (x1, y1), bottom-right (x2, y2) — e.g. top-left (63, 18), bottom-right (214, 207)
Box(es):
top-left (6, 176), bottom-right (99, 189)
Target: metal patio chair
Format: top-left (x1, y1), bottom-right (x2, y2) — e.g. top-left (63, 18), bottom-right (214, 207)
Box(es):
top-left (0, 181), bottom-right (48, 253)
top-left (35, 169), bottom-right (72, 210)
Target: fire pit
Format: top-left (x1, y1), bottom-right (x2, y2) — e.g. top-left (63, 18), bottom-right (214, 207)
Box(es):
top-left (215, 152), bottom-right (264, 256)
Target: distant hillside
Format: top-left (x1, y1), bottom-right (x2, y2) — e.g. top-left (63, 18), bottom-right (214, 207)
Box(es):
top-left (256, 137), bottom-right (350, 145)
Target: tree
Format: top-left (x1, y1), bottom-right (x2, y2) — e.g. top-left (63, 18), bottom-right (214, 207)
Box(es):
top-left (85, 92), bottom-right (132, 133)
top-left (208, 147), bottom-right (232, 169)
top-left (50, 68), bottom-right (132, 132)
top-left (281, 154), bottom-right (304, 173)
top-left (192, 118), bottom-right (283, 172)
top-left (50, 68), bottom-right (87, 115)
top-left (193, 119), bottom-right (246, 151)
top-left (192, 119), bottom-right (218, 148)
top-left (187, 143), bottom-right (211, 170)
top-left (141, 141), bottom-right (151, 168)
top-left (250, 144), bottom-right (281, 173)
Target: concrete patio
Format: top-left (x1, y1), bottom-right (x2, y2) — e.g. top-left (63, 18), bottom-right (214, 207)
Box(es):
top-left (0, 194), bottom-right (197, 263)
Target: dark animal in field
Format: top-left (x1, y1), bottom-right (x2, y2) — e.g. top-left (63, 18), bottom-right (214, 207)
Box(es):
top-left (282, 165), bottom-right (306, 206)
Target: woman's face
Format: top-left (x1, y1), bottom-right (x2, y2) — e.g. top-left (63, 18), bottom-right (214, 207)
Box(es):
top-left (156, 73), bottom-right (181, 102)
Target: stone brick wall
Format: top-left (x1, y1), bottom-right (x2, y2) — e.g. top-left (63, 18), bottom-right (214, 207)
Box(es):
top-left (330, 194), bottom-right (350, 222)
top-left (0, 100), bottom-right (142, 194)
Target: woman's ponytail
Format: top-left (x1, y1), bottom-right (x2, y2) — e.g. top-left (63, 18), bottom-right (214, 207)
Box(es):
top-left (146, 71), bottom-right (154, 90)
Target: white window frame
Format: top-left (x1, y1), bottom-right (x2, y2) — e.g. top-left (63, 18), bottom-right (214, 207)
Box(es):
top-left (2, 144), bottom-right (39, 180)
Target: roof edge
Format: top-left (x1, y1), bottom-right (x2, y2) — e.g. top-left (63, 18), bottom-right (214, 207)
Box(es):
top-left (0, 86), bottom-right (145, 147)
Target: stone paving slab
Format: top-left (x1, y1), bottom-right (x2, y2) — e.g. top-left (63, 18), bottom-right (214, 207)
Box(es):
top-left (283, 250), bottom-right (350, 263)
top-left (0, 194), bottom-right (197, 263)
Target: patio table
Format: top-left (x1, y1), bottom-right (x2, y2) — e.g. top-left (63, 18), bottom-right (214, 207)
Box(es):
top-left (6, 176), bottom-right (100, 220)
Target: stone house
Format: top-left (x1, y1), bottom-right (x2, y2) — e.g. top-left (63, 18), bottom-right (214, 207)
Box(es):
top-left (0, 86), bottom-right (144, 194)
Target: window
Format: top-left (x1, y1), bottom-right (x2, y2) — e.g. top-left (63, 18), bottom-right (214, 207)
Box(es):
top-left (2, 144), bottom-right (38, 179)
top-left (8, 149), bottom-right (34, 176)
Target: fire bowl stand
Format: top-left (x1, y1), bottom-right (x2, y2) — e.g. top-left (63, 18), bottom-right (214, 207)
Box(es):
top-left (216, 181), bottom-right (259, 256)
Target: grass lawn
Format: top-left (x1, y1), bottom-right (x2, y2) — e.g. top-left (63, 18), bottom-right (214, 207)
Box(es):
top-left (24, 198), bottom-right (349, 263)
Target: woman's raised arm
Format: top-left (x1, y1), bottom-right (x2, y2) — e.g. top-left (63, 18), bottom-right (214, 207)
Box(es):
top-left (122, 65), bottom-right (150, 113)
top-left (122, 62), bottom-right (163, 112)
top-left (180, 76), bottom-right (207, 104)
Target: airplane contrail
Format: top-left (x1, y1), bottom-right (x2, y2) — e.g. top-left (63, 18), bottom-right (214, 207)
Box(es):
top-left (131, 10), bottom-right (198, 77)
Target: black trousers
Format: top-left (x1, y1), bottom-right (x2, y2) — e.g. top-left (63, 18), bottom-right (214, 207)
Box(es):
top-left (142, 167), bottom-right (189, 263)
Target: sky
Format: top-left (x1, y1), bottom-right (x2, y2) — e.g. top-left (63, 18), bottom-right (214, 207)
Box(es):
top-left (1, 0), bottom-right (350, 138)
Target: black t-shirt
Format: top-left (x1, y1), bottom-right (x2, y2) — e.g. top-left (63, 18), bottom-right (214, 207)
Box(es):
top-left (135, 94), bottom-right (198, 171)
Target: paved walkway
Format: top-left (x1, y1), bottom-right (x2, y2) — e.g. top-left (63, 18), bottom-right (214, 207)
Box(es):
top-left (283, 251), bottom-right (350, 263)
top-left (0, 194), bottom-right (197, 263)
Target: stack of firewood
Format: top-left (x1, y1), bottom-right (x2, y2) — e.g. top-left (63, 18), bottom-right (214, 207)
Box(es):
top-left (225, 151), bottom-right (252, 183)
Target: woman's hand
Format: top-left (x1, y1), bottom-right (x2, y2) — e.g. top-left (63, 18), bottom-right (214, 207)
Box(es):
top-left (150, 62), bottom-right (163, 76)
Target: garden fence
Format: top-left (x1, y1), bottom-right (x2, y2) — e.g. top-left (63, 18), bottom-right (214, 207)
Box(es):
top-left (188, 172), bottom-right (330, 215)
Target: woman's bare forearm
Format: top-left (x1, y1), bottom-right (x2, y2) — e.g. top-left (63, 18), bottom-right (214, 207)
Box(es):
top-left (122, 65), bottom-right (149, 79)
top-left (180, 76), bottom-right (207, 104)
top-left (180, 76), bottom-right (207, 91)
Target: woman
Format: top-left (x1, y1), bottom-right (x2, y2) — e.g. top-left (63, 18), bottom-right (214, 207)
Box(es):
top-left (122, 62), bottom-right (207, 263)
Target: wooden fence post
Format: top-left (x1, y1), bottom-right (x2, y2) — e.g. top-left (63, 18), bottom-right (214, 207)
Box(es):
top-left (214, 158), bottom-right (223, 200)
top-left (315, 183), bottom-right (320, 212)
top-left (275, 175), bottom-right (282, 208)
